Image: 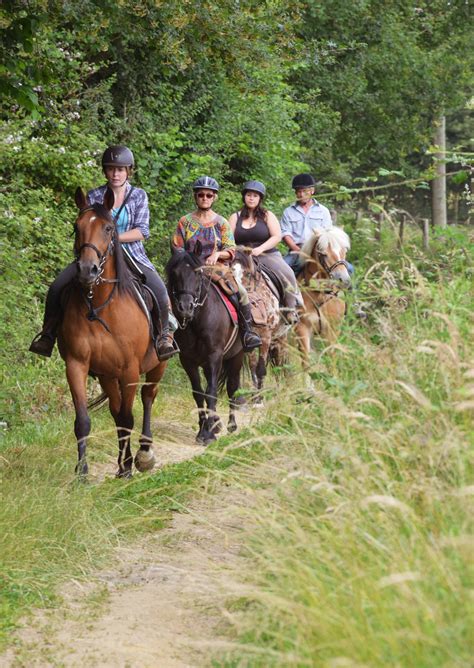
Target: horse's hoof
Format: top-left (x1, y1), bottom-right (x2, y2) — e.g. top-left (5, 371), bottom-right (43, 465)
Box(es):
top-left (115, 469), bottom-right (133, 479)
top-left (134, 449), bottom-right (156, 472)
top-left (210, 419), bottom-right (223, 434)
top-left (227, 422), bottom-right (238, 433)
top-left (75, 462), bottom-right (89, 478)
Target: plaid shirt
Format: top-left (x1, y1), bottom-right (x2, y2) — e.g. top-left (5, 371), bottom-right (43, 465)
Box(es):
top-left (87, 183), bottom-right (154, 270)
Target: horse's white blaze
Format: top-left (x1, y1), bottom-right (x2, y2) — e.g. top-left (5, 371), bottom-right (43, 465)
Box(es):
top-left (90, 216), bottom-right (97, 222)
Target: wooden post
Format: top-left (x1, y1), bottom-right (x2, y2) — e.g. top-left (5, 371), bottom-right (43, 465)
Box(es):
top-left (421, 218), bottom-right (430, 251)
top-left (355, 210), bottom-right (363, 227)
top-left (330, 209), bottom-right (338, 224)
top-left (431, 115), bottom-right (447, 228)
top-left (374, 213), bottom-right (382, 242)
top-left (398, 213), bottom-right (406, 248)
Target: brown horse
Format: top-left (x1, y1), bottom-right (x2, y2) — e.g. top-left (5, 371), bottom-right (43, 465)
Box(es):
top-left (295, 227), bottom-right (352, 369)
top-left (233, 248), bottom-right (289, 399)
top-left (58, 188), bottom-right (167, 477)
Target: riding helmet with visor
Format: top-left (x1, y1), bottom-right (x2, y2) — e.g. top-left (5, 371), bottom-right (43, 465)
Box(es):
top-left (102, 145), bottom-right (135, 168)
top-left (193, 176), bottom-right (219, 192)
top-left (291, 173), bottom-right (316, 189)
top-left (242, 180), bottom-right (266, 198)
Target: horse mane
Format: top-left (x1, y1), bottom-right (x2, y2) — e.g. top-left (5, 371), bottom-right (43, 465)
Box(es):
top-left (85, 203), bottom-right (134, 296)
top-left (234, 247), bottom-right (254, 271)
top-left (301, 226), bottom-right (351, 257)
top-left (165, 249), bottom-right (204, 278)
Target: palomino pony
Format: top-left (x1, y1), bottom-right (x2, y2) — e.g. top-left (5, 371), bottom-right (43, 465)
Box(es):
top-left (295, 226), bottom-right (352, 368)
top-left (166, 245), bottom-right (244, 444)
top-left (59, 188), bottom-right (167, 477)
top-left (232, 248), bottom-right (288, 397)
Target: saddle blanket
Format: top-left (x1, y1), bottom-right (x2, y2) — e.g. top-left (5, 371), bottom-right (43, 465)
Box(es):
top-left (211, 283), bottom-right (238, 324)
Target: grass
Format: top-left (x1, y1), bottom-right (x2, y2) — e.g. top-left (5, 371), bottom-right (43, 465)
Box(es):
top-left (209, 224), bottom-right (474, 667)
top-left (1, 220), bottom-right (472, 663)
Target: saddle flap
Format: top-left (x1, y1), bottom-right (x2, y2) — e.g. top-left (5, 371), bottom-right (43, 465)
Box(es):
top-left (249, 293), bottom-right (267, 325)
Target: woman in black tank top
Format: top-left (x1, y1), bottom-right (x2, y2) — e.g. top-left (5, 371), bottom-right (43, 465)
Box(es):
top-left (228, 181), bottom-right (301, 314)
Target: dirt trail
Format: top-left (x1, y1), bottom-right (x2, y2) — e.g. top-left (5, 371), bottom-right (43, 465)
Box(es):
top-left (2, 406), bottom-right (264, 668)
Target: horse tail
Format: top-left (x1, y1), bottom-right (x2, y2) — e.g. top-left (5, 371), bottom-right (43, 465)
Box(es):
top-left (87, 391), bottom-right (108, 411)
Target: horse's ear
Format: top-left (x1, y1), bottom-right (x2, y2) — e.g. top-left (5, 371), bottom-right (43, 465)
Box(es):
top-left (103, 187), bottom-right (115, 211)
top-left (75, 187), bottom-right (87, 210)
top-left (194, 240), bottom-right (202, 257)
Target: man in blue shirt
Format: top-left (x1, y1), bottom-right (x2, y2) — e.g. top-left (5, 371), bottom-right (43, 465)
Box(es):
top-left (281, 173), bottom-right (333, 273)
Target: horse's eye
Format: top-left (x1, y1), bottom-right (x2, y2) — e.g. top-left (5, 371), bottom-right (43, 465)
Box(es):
top-left (105, 225), bottom-right (113, 234)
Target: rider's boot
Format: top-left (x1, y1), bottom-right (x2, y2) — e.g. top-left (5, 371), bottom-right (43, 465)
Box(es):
top-left (156, 329), bottom-right (179, 361)
top-left (29, 315), bottom-right (60, 357)
top-left (238, 302), bottom-right (262, 352)
top-left (150, 303), bottom-right (179, 361)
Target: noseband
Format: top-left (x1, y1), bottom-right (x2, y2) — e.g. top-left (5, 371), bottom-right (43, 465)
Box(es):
top-left (318, 253), bottom-right (349, 276)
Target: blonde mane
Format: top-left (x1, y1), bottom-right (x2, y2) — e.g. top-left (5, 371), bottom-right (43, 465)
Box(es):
top-left (301, 226), bottom-right (351, 257)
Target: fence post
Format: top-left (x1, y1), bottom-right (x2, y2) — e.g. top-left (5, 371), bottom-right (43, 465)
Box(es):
top-left (398, 213), bottom-right (406, 248)
top-left (330, 209), bottom-right (338, 225)
top-left (374, 213), bottom-right (382, 242)
top-left (421, 218), bottom-right (430, 251)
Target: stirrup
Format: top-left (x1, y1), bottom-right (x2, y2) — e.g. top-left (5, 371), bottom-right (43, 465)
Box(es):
top-left (242, 331), bottom-right (262, 352)
top-left (156, 335), bottom-right (180, 361)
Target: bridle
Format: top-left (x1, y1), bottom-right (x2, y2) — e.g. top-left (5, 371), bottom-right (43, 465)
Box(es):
top-left (171, 266), bottom-right (212, 329)
top-left (315, 250), bottom-right (349, 277)
top-left (74, 206), bottom-right (119, 331)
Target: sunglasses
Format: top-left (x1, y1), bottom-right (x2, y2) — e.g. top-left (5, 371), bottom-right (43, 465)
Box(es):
top-left (196, 192), bottom-right (215, 199)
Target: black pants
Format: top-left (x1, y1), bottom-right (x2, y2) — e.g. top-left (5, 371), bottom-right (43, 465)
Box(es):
top-left (43, 261), bottom-right (169, 332)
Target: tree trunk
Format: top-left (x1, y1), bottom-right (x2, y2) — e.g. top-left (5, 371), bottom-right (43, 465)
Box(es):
top-left (431, 115), bottom-right (447, 228)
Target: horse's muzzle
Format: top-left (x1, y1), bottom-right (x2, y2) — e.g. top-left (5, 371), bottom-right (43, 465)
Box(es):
top-left (176, 295), bottom-right (195, 320)
top-left (331, 267), bottom-right (352, 288)
top-left (77, 260), bottom-right (99, 286)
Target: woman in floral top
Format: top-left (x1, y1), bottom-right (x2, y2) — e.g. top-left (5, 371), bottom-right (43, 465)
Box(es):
top-left (172, 176), bottom-right (261, 351)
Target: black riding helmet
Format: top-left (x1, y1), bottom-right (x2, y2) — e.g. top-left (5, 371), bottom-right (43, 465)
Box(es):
top-left (292, 173), bottom-right (316, 189)
top-left (242, 180), bottom-right (266, 198)
top-left (102, 145), bottom-right (135, 168)
top-left (193, 176), bottom-right (219, 192)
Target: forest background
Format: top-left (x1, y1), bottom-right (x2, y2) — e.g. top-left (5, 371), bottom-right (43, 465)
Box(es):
top-left (1, 0), bottom-right (472, 317)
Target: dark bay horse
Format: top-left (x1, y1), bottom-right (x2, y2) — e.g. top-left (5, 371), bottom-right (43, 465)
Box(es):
top-left (59, 188), bottom-right (167, 477)
top-left (295, 227), bottom-right (352, 369)
top-left (166, 245), bottom-right (244, 444)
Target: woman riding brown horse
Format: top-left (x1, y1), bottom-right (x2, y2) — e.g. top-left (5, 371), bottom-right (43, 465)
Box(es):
top-left (60, 187), bottom-right (167, 477)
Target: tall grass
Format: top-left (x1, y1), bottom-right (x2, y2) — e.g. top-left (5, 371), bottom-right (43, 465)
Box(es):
top-left (215, 224), bottom-right (473, 666)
